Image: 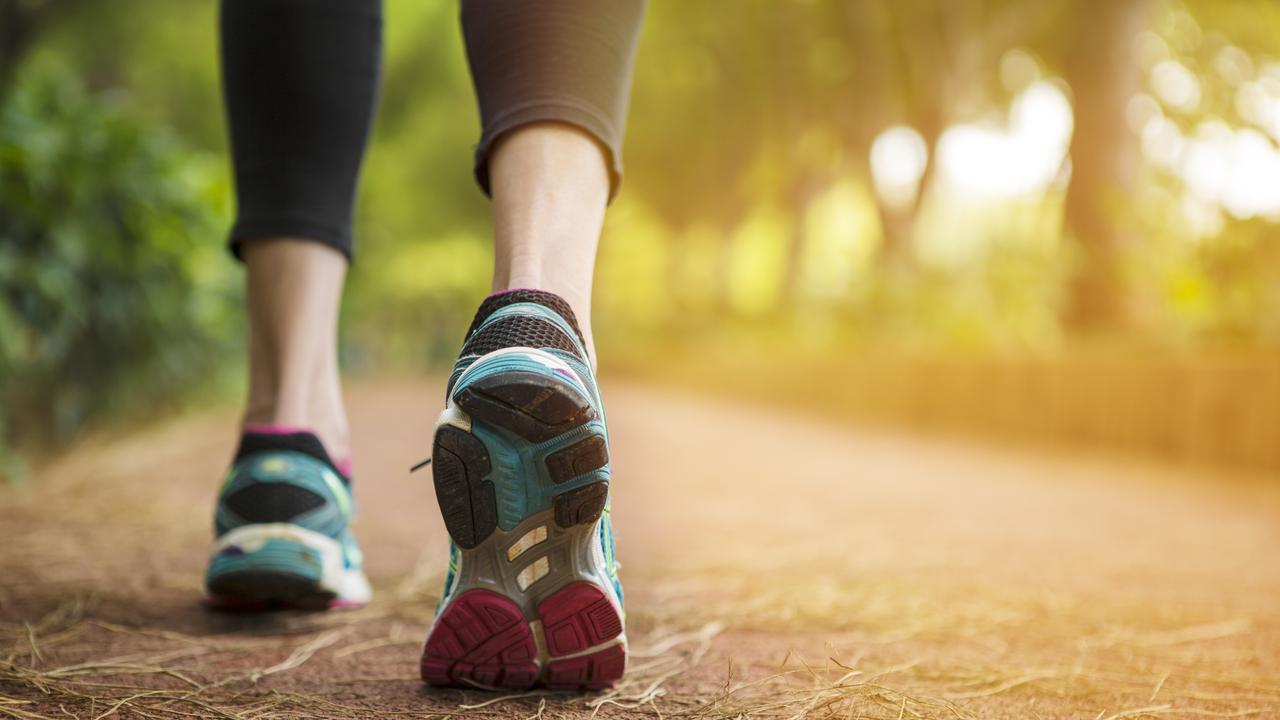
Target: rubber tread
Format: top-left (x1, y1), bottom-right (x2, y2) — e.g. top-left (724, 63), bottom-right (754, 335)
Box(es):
top-left (553, 482), bottom-right (609, 528)
top-left (432, 426), bottom-right (499, 549)
top-left (539, 582), bottom-right (626, 688)
top-left (456, 371), bottom-right (595, 443)
top-left (538, 582), bottom-right (624, 655)
top-left (420, 590), bottom-right (539, 689)
top-left (545, 436), bottom-right (609, 484)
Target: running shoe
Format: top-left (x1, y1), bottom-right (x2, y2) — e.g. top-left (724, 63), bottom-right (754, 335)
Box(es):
top-left (205, 429), bottom-right (371, 610)
top-left (420, 289), bottom-right (625, 690)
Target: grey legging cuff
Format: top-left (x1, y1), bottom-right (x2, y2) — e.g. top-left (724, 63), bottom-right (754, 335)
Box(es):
top-left (461, 0), bottom-right (646, 201)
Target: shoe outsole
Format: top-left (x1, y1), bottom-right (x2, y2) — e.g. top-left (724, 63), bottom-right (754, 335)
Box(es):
top-left (433, 426), bottom-right (498, 550)
top-left (423, 362), bottom-right (625, 691)
top-left (205, 570), bottom-right (337, 612)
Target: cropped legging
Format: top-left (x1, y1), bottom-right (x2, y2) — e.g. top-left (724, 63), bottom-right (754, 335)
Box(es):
top-left (220, 0), bottom-right (646, 260)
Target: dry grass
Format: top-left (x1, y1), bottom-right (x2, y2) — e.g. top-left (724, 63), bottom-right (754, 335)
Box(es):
top-left (6, 572), bottom-right (1276, 720)
top-left (0, 567), bottom-right (732, 719)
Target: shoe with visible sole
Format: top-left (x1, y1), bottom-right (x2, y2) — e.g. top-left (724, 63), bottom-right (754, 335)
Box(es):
top-left (205, 429), bottom-right (371, 611)
top-left (420, 290), bottom-right (625, 690)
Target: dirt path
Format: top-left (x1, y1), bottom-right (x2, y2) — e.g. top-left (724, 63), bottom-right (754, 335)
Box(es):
top-left (3, 378), bottom-right (1279, 719)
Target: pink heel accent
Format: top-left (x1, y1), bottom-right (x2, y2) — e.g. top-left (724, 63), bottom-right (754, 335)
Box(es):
top-left (243, 423), bottom-right (315, 435)
top-left (486, 287), bottom-right (540, 298)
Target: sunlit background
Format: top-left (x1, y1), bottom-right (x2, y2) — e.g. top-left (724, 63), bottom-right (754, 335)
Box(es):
top-left (3, 0), bottom-right (1280, 475)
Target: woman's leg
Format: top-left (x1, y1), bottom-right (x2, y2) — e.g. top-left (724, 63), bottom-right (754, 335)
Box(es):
top-left (488, 123), bottom-right (609, 364)
top-left (206, 0), bottom-right (380, 610)
top-left (221, 0), bottom-right (381, 460)
top-left (242, 239), bottom-right (349, 461)
top-left (462, 0), bottom-right (646, 365)
top-left (420, 0), bottom-right (644, 690)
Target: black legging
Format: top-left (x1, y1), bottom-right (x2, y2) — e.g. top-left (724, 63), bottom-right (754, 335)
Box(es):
top-left (220, 0), bottom-right (646, 261)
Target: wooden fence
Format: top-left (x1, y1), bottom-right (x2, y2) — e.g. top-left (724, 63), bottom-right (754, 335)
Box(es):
top-left (633, 350), bottom-right (1280, 475)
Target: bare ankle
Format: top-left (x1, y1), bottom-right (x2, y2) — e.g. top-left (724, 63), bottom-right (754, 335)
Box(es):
top-left (241, 237), bottom-right (351, 462)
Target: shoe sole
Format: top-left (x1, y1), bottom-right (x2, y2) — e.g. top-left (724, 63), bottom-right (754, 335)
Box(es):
top-left (422, 349), bottom-right (625, 690)
top-left (205, 523), bottom-right (370, 611)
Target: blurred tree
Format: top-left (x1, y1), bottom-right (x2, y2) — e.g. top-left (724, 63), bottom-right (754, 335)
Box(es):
top-left (1062, 0), bottom-right (1148, 331)
top-left (0, 61), bottom-right (237, 465)
top-left (626, 0), bottom-right (769, 314)
top-left (869, 0), bottom-right (951, 264)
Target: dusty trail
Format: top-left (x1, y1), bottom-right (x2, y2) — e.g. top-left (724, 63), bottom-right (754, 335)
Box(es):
top-left (2, 378), bottom-right (1278, 719)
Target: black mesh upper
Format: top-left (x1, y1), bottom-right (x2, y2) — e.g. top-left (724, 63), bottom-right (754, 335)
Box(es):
top-left (462, 315), bottom-right (581, 358)
top-left (223, 482), bottom-right (325, 523)
top-left (465, 289), bottom-right (585, 347)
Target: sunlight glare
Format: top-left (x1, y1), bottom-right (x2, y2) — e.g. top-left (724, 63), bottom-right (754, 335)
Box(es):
top-left (869, 124), bottom-right (929, 211)
top-left (1214, 45), bottom-right (1253, 86)
top-left (1134, 30), bottom-right (1171, 71)
top-left (1126, 93), bottom-right (1162, 134)
top-left (935, 80), bottom-right (1072, 199)
top-left (999, 48), bottom-right (1040, 93)
top-left (801, 180), bottom-right (879, 300)
top-left (1152, 60), bottom-right (1202, 113)
top-left (1176, 120), bottom-right (1280, 221)
top-left (1140, 115), bottom-right (1183, 168)
top-left (1237, 68), bottom-right (1280, 144)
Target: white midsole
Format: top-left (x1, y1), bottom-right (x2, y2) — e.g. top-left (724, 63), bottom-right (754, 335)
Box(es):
top-left (210, 523), bottom-right (371, 603)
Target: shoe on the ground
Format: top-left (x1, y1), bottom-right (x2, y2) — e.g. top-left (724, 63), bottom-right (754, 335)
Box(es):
top-left (420, 289), bottom-right (625, 690)
top-left (204, 429), bottom-right (371, 610)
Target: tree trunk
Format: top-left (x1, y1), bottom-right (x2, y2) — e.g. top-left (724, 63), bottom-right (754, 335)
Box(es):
top-left (780, 172), bottom-right (824, 305)
top-left (1062, 0), bottom-right (1148, 332)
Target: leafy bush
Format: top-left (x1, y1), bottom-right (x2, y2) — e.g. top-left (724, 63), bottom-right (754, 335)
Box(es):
top-left (0, 63), bottom-right (240, 476)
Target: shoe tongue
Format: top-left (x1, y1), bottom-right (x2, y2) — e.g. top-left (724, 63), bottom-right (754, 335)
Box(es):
top-left (235, 428), bottom-right (349, 484)
top-left (466, 289), bottom-right (585, 347)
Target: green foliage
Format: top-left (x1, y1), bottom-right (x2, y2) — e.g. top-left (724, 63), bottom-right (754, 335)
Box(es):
top-left (0, 61), bottom-right (239, 471)
top-left (342, 0), bottom-right (493, 367)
